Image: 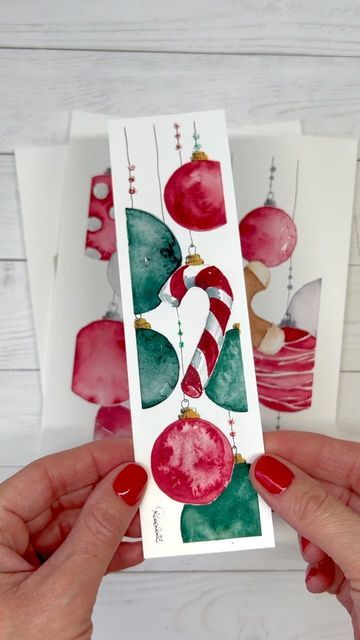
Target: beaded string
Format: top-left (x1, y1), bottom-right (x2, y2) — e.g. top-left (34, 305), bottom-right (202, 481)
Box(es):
top-left (265, 156), bottom-right (276, 206)
top-left (176, 307), bottom-right (188, 407)
top-left (173, 122), bottom-right (183, 166)
top-left (124, 126), bottom-right (136, 208)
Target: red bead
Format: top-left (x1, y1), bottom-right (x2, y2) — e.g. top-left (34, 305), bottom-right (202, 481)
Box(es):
top-left (229, 431), bottom-right (236, 437)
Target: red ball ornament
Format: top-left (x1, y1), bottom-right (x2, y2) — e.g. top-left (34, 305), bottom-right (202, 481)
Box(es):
top-left (151, 413), bottom-right (233, 504)
top-left (94, 404), bottom-right (132, 440)
top-left (164, 155), bottom-right (227, 231)
top-left (72, 318), bottom-right (129, 405)
top-left (239, 206), bottom-right (297, 267)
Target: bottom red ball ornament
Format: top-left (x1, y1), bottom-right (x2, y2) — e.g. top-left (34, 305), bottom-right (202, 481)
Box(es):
top-left (151, 413), bottom-right (233, 504)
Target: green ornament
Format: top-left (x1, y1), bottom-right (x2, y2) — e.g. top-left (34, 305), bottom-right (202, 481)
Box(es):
top-left (136, 328), bottom-right (179, 409)
top-left (205, 327), bottom-right (248, 412)
top-left (126, 208), bottom-right (182, 314)
top-left (181, 463), bottom-right (261, 542)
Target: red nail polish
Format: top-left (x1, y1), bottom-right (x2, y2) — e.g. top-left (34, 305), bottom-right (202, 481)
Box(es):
top-left (300, 537), bottom-right (310, 553)
top-left (305, 556), bottom-right (335, 585)
top-left (254, 455), bottom-right (294, 494)
top-left (113, 464), bottom-right (148, 506)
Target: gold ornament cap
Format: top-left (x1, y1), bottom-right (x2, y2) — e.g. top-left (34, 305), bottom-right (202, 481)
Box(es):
top-left (233, 322), bottom-right (241, 332)
top-left (234, 452), bottom-right (246, 464)
top-left (178, 407), bottom-right (200, 420)
top-left (191, 151), bottom-right (209, 161)
top-left (185, 253), bottom-right (204, 266)
top-left (134, 317), bottom-right (151, 330)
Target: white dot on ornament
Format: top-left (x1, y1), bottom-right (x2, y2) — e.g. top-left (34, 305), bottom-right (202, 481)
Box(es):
top-left (87, 216), bottom-right (103, 232)
top-left (93, 182), bottom-right (109, 200)
top-left (108, 206), bottom-right (115, 219)
top-left (85, 247), bottom-right (102, 260)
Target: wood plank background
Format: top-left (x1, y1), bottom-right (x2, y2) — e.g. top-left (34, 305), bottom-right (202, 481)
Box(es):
top-left (0, 2), bottom-right (359, 638)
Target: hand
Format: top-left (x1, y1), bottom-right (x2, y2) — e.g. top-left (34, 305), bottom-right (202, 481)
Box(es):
top-left (251, 431), bottom-right (360, 639)
top-left (0, 439), bottom-right (147, 639)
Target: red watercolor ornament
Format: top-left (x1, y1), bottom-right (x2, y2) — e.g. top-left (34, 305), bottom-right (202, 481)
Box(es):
top-left (151, 408), bottom-right (233, 504)
top-left (239, 158), bottom-right (297, 267)
top-left (85, 170), bottom-right (116, 261)
top-left (94, 404), bottom-right (132, 440)
top-left (72, 306), bottom-right (129, 405)
top-left (164, 150), bottom-right (227, 232)
top-left (254, 326), bottom-right (316, 412)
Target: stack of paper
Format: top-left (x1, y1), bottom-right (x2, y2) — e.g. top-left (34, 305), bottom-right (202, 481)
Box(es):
top-left (15, 110), bottom-right (357, 558)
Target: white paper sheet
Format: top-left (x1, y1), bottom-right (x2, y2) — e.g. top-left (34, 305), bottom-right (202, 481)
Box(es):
top-left (231, 134), bottom-right (357, 432)
top-left (109, 109), bottom-right (274, 557)
top-left (15, 145), bottom-right (68, 381)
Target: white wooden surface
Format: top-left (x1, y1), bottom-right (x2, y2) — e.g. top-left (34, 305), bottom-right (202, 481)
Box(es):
top-left (0, 3), bottom-right (359, 638)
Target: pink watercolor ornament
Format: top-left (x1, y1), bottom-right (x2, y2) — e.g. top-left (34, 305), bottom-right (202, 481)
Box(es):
top-left (164, 149), bottom-right (227, 231)
top-left (160, 255), bottom-right (233, 399)
top-left (239, 158), bottom-right (297, 267)
top-left (254, 326), bottom-right (316, 412)
top-left (151, 410), bottom-right (233, 504)
top-left (239, 206), bottom-right (297, 267)
top-left (72, 312), bottom-right (129, 405)
top-left (94, 404), bottom-right (132, 440)
top-left (85, 171), bottom-right (116, 261)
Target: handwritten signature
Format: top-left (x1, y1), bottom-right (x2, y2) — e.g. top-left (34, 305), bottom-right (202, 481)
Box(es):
top-left (152, 507), bottom-right (165, 543)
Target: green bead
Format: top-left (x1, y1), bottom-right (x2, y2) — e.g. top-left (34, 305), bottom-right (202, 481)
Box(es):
top-left (179, 341), bottom-right (184, 348)
top-left (181, 463), bottom-right (261, 542)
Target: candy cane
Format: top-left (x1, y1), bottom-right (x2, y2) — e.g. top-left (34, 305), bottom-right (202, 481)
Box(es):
top-left (160, 264), bottom-right (233, 398)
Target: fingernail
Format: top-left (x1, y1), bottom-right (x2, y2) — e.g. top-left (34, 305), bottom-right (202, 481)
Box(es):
top-left (254, 455), bottom-right (294, 495)
top-left (300, 537), bottom-right (310, 553)
top-left (113, 464), bottom-right (148, 506)
top-left (305, 557), bottom-right (335, 585)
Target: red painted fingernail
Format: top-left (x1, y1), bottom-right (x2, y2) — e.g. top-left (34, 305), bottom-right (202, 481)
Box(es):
top-left (305, 556), bottom-right (335, 585)
top-left (300, 537), bottom-right (310, 553)
top-left (254, 455), bottom-right (295, 495)
top-left (113, 464), bottom-right (148, 506)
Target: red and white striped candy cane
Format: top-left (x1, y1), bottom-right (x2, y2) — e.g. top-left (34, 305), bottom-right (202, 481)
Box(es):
top-left (160, 264), bottom-right (233, 398)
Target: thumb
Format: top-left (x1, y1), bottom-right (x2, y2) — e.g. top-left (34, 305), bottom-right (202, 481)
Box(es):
top-left (250, 454), bottom-right (360, 581)
top-left (41, 462), bottom-right (147, 595)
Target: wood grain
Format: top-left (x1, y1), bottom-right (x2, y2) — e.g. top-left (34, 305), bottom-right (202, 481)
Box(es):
top-left (1, 0), bottom-right (360, 58)
top-left (92, 571), bottom-right (351, 639)
top-left (1, 49), bottom-right (360, 153)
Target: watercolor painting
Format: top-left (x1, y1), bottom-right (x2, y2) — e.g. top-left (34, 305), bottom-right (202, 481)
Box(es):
top-left (181, 462), bottom-right (261, 542)
top-left (239, 158), bottom-right (321, 427)
top-left (94, 404), bottom-right (132, 440)
top-left (71, 314), bottom-right (128, 405)
top-left (108, 111), bottom-right (272, 559)
top-left (85, 169), bottom-right (116, 260)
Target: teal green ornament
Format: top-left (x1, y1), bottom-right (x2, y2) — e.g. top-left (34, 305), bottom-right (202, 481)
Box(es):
top-left (136, 322), bottom-right (179, 409)
top-left (205, 326), bottom-right (248, 412)
top-left (181, 462), bottom-right (261, 542)
top-left (126, 208), bottom-right (182, 314)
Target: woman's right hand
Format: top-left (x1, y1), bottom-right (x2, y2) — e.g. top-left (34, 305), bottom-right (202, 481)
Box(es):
top-left (251, 430), bottom-right (360, 639)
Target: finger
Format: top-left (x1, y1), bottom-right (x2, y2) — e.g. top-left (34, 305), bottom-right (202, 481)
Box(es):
top-left (305, 556), bottom-right (338, 594)
top-left (298, 535), bottom-right (326, 564)
top-left (106, 541), bottom-right (143, 573)
top-left (0, 438), bottom-right (134, 524)
top-left (264, 431), bottom-right (360, 493)
top-left (39, 463), bottom-right (147, 598)
top-left (251, 454), bottom-right (360, 580)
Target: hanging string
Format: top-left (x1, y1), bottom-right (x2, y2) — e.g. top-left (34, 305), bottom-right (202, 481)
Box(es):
top-left (153, 124), bottom-right (165, 222)
top-left (124, 126), bottom-right (136, 208)
top-left (176, 307), bottom-right (188, 405)
top-left (281, 159), bottom-right (300, 323)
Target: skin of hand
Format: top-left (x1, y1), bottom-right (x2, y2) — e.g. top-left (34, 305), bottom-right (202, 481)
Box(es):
top-left (0, 438), bottom-right (147, 640)
top-left (251, 430), bottom-right (360, 640)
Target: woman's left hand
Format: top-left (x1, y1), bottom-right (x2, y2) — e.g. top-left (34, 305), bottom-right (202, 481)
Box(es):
top-left (0, 438), bottom-right (147, 639)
